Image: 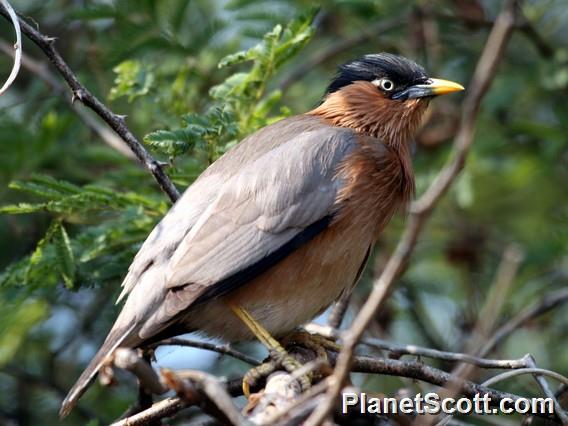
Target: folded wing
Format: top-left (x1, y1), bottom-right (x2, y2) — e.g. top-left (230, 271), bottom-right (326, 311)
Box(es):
top-left (136, 116), bottom-right (359, 338)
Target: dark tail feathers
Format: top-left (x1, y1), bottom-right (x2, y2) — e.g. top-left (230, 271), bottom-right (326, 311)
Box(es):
top-left (59, 325), bottom-right (134, 418)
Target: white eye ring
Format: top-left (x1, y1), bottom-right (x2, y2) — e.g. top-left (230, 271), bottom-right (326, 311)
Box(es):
top-left (373, 78), bottom-right (394, 92)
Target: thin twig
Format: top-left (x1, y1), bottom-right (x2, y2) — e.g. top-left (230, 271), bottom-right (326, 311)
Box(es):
top-left (434, 244), bottom-right (524, 426)
top-left (478, 287), bottom-right (568, 358)
top-left (304, 1), bottom-right (519, 424)
top-left (435, 11), bottom-right (554, 58)
top-left (111, 397), bottom-right (188, 426)
top-left (0, 5), bottom-right (180, 202)
top-left (481, 367), bottom-right (568, 389)
top-left (0, 0), bottom-right (21, 96)
top-left (162, 369), bottom-right (251, 426)
top-left (469, 244), bottom-right (524, 351)
top-left (524, 356), bottom-right (568, 425)
top-left (149, 337), bottom-right (261, 366)
top-left (305, 323), bottom-right (533, 370)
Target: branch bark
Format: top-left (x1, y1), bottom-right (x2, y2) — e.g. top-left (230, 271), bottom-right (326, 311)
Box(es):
top-left (0, 5), bottom-right (180, 202)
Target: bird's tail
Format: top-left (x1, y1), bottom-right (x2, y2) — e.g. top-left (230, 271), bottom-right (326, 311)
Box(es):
top-left (59, 324), bottom-right (135, 418)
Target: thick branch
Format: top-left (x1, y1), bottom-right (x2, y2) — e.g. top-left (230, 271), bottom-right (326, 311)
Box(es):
top-left (112, 348), bottom-right (167, 395)
top-left (0, 5), bottom-right (180, 202)
top-left (110, 350), bottom-right (561, 424)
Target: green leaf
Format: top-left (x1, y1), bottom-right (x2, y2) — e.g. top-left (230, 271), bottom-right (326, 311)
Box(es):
top-left (210, 8), bottom-right (317, 132)
top-left (145, 106), bottom-right (237, 159)
top-left (54, 223), bottom-right (76, 289)
top-left (9, 174), bottom-right (81, 200)
top-left (29, 221), bottom-right (60, 269)
top-left (144, 129), bottom-right (194, 157)
top-left (1, 175), bottom-right (162, 216)
top-left (109, 60), bottom-right (156, 102)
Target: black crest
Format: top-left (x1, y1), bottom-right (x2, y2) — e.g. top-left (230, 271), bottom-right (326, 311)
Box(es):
top-left (326, 53), bottom-right (429, 94)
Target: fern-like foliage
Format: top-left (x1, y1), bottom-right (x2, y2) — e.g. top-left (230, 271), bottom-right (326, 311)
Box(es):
top-left (0, 175), bottom-right (163, 215)
top-left (0, 174), bottom-right (165, 295)
top-left (142, 9), bottom-right (317, 163)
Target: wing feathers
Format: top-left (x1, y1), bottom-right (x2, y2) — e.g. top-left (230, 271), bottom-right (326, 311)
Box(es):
top-left (120, 116), bottom-right (362, 338)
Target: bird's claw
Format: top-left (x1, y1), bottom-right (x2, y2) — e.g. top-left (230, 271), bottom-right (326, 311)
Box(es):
top-left (242, 360), bottom-right (278, 398)
top-left (282, 329), bottom-right (341, 360)
top-left (242, 348), bottom-right (313, 398)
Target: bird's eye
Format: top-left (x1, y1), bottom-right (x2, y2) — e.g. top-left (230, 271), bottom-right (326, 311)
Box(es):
top-left (379, 78), bottom-right (394, 92)
top-left (373, 78), bottom-right (395, 92)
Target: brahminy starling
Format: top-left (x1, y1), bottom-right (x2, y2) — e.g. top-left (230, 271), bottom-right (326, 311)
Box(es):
top-left (60, 53), bottom-right (464, 416)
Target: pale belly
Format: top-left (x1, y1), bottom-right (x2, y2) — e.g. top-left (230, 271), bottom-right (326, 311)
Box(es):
top-left (185, 220), bottom-right (373, 342)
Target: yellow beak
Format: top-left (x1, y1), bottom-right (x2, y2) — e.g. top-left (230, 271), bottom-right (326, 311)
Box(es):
top-left (427, 78), bottom-right (466, 96)
top-left (392, 77), bottom-right (465, 100)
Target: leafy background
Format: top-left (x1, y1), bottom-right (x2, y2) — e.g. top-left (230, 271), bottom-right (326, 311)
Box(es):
top-left (0, 0), bottom-right (567, 424)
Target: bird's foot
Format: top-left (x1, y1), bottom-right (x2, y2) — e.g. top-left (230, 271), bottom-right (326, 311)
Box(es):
top-left (282, 329), bottom-right (341, 366)
top-left (229, 304), bottom-right (313, 397)
top-left (242, 360), bottom-right (277, 398)
top-left (242, 348), bottom-right (312, 398)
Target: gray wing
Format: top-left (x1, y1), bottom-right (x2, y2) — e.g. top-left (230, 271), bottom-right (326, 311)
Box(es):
top-left (165, 126), bottom-right (355, 289)
top-left (116, 171), bottom-right (222, 303)
top-left (120, 116), bottom-right (360, 338)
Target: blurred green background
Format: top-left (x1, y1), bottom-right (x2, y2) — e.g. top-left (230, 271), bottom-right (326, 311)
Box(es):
top-left (0, 0), bottom-right (567, 424)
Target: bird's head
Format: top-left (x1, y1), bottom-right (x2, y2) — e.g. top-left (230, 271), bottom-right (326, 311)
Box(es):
top-left (311, 53), bottom-right (464, 145)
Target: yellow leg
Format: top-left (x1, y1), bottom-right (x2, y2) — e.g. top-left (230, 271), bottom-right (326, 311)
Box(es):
top-left (229, 303), bottom-right (310, 397)
top-left (229, 304), bottom-right (284, 352)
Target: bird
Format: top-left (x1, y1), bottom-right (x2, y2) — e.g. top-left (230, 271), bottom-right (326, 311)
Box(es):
top-left (60, 53), bottom-right (464, 417)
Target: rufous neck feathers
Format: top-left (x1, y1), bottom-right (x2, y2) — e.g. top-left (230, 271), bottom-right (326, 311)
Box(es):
top-left (308, 81), bottom-right (428, 147)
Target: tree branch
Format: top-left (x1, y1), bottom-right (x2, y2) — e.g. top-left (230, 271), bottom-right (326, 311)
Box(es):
top-left (481, 367), bottom-right (568, 389)
top-left (478, 287), bottom-right (568, 358)
top-left (111, 397), bottom-right (188, 426)
top-left (109, 348), bottom-right (562, 424)
top-left (326, 292), bottom-right (351, 329)
top-left (304, 1), bottom-right (519, 424)
top-left (304, 323), bottom-right (534, 370)
top-left (0, 5), bottom-right (180, 202)
top-left (149, 338), bottom-right (261, 366)
top-left (161, 369), bottom-right (251, 426)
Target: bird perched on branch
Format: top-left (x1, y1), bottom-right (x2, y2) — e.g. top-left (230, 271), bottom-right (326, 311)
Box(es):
top-left (60, 53), bottom-right (463, 417)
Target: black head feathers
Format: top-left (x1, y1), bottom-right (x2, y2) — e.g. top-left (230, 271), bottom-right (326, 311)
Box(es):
top-left (326, 53), bottom-right (429, 96)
